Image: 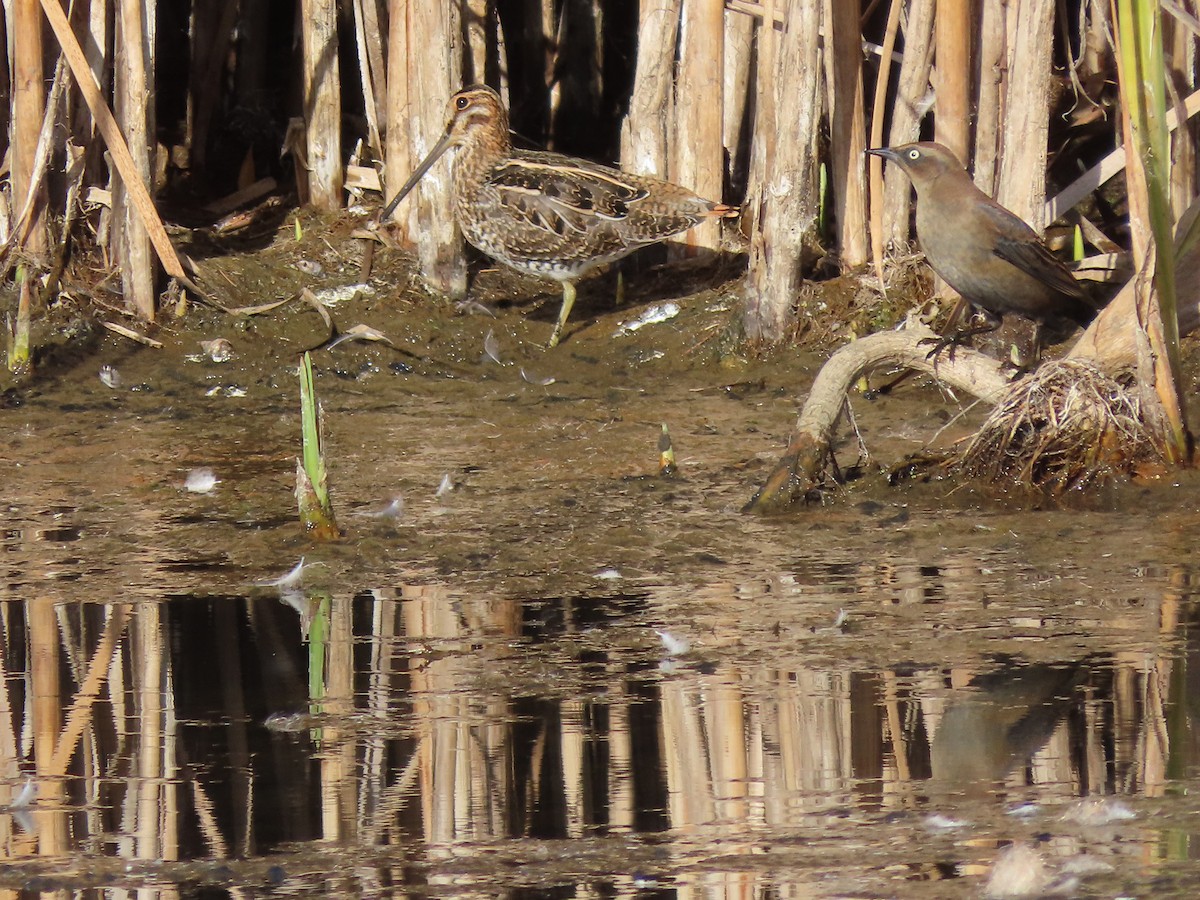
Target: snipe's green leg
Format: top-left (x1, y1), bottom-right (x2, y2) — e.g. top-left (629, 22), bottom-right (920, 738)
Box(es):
top-left (547, 281), bottom-right (577, 348)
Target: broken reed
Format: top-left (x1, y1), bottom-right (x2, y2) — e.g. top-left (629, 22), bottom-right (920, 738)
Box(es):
top-left (8, 267), bottom-right (32, 376)
top-left (296, 351), bottom-right (340, 539)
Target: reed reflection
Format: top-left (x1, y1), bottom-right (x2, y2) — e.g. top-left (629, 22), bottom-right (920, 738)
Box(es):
top-left (0, 563), bottom-right (1193, 896)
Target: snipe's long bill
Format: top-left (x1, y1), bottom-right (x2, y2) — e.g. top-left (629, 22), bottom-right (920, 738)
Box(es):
top-left (381, 84), bottom-right (738, 348)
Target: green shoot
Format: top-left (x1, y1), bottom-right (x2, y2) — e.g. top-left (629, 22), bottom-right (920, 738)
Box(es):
top-left (296, 352), bottom-right (340, 538)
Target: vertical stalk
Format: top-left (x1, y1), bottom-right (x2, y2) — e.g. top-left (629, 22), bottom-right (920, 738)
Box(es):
top-left (619, 0), bottom-right (681, 179)
top-left (744, 0), bottom-right (822, 342)
top-left (1115, 0), bottom-right (1189, 462)
top-left (301, 0), bottom-right (343, 208)
top-left (867, 0), bottom-right (903, 280)
top-left (384, 0), bottom-right (466, 296)
top-left (933, 0), bottom-right (972, 167)
top-left (722, 8), bottom-right (754, 195)
top-left (882, 0), bottom-right (935, 246)
top-left (296, 352), bottom-right (341, 538)
top-left (996, 0), bottom-right (1056, 229)
top-left (12, 0), bottom-right (46, 255)
top-left (972, 0), bottom-right (1007, 195)
top-left (8, 269), bottom-right (33, 376)
top-left (115, 0), bottom-right (156, 319)
top-left (28, 597), bottom-right (66, 854)
top-left (351, 0), bottom-right (384, 154)
top-left (827, 0), bottom-right (868, 267)
top-left (673, 0), bottom-right (726, 251)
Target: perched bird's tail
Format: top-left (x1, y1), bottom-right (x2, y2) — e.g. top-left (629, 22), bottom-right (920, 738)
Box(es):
top-left (1052, 288), bottom-right (1104, 332)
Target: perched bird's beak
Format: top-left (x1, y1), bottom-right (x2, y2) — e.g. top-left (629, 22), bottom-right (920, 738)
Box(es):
top-left (379, 127), bottom-right (456, 221)
top-left (866, 147), bottom-right (900, 163)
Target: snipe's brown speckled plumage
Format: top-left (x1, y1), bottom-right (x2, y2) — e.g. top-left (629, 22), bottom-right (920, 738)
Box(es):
top-left (382, 85), bottom-right (738, 347)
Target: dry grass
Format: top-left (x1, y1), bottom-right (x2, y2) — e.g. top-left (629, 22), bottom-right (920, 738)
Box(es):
top-left (958, 358), bottom-right (1158, 490)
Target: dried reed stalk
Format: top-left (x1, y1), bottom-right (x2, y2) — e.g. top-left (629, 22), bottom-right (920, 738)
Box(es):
top-left (882, 0), bottom-right (934, 246)
top-left (47, 605), bottom-right (130, 775)
top-left (674, 0), bottom-right (727, 251)
top-left (114, 0), bottom-right (156, 319)
top-left (543, 0), bottom-right (560, 122)
top-left (385, 0), bottom-right (466, 296)
top-left (320, 594), bottom-right (355, 839)
top-left (744, 0), bottom-right (822, 342)
top-left (660, 678), bottom-right (716, 824)
top-left (300, 0), bottom-right (343, 208)
top-left (972, 0), bottom-right (1007, 196)
top-left (707, 678), bottom-right (749, 821)
top-left (723, 7), bottom-right (755, 191)
top-left (351, 0), bottom-right (384, 155)
top-left (1114, 0), bottom-right (1188, 462)
top-left (465, 0), bottom-right (491, 84)
top-left (827, 0), bottom-right (868, 267)
top-left (73, 0), bottom-right (108, 141)
top-left (996, 0), bottom-right (1056, 229)
top-left (933, 0), bottom-right (971, 166)
top-left (868, 0), bottom-right (903, 279)
top-left (360, 596), bottom-right (396, 835)
top-left (0, 631), bottom-right (18, 799)
top-left (1167, 14), bottom-right (1196, 219)
top-left (12, 0), bottom-right (47, 255)
top-left (359, 0), bottom-right (388, 126)
top-left (133, 603), bottom-right (164, 859)
top-left (401, 587), bottom-right (517, 842)
top-left (620, 0), bottom-right (680, 177)
top-left (0, 55), bottom-right (68, 273)
top-left (607, 679), bottom-right (635, 830)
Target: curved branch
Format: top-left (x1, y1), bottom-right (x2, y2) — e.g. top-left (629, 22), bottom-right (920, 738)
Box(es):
top-left (745, 322), bottom-right (1010, 513)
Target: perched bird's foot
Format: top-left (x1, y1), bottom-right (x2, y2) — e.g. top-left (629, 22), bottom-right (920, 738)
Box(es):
top-left (918, 334), bottom-right (960, 363)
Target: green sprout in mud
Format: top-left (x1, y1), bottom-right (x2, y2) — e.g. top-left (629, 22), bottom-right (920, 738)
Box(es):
top-left (7, 265), bottom-right (32, 376)
top-left (296, 352), bottom-right (340, 539)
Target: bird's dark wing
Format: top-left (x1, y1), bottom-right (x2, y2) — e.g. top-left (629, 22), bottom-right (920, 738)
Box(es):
top-left (487, 157), bottom-right (648, 238)
top-left (992, 236), bottom-right (1086, 298)
top-left (978, 206), bottom-right (1085, 298)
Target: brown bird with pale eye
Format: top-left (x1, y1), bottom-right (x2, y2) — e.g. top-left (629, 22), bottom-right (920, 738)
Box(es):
top-left (868, 142), bottom-right (1097, 364)
top-left (382, 85), bottom-right (738, 348)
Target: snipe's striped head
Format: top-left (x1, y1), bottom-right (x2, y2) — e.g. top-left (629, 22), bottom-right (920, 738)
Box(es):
top-left (380, 85), bottom-right (509, 221)
top-left (440, 85), bottom-right (510, 150)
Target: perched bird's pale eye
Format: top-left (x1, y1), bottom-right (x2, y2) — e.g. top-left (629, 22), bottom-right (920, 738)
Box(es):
top-left (907, 148), bottom-right (921, 161)
top-left (456, 96), bottom-right (470, 110)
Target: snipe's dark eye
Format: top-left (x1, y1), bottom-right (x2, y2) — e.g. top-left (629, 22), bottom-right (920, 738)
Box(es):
top-left (456, 96), bottom-right (470, 110)
top-left (907, 148), bottom-right (920, 160)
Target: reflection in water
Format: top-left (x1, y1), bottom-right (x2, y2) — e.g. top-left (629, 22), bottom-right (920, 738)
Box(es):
top-left (930, 659), bottom-right (1095, 792)
top-left (0, 571), bottom-right (1195, 900)
top-left (0, 538), bottom-right (1197, 895)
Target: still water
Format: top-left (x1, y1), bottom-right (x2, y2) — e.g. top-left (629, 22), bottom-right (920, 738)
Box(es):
top-left (2, 309), bottom-right (1199, 898)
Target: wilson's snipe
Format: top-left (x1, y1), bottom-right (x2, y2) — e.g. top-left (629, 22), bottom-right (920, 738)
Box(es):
top-left (382, 85), bottom-right (737, 347)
